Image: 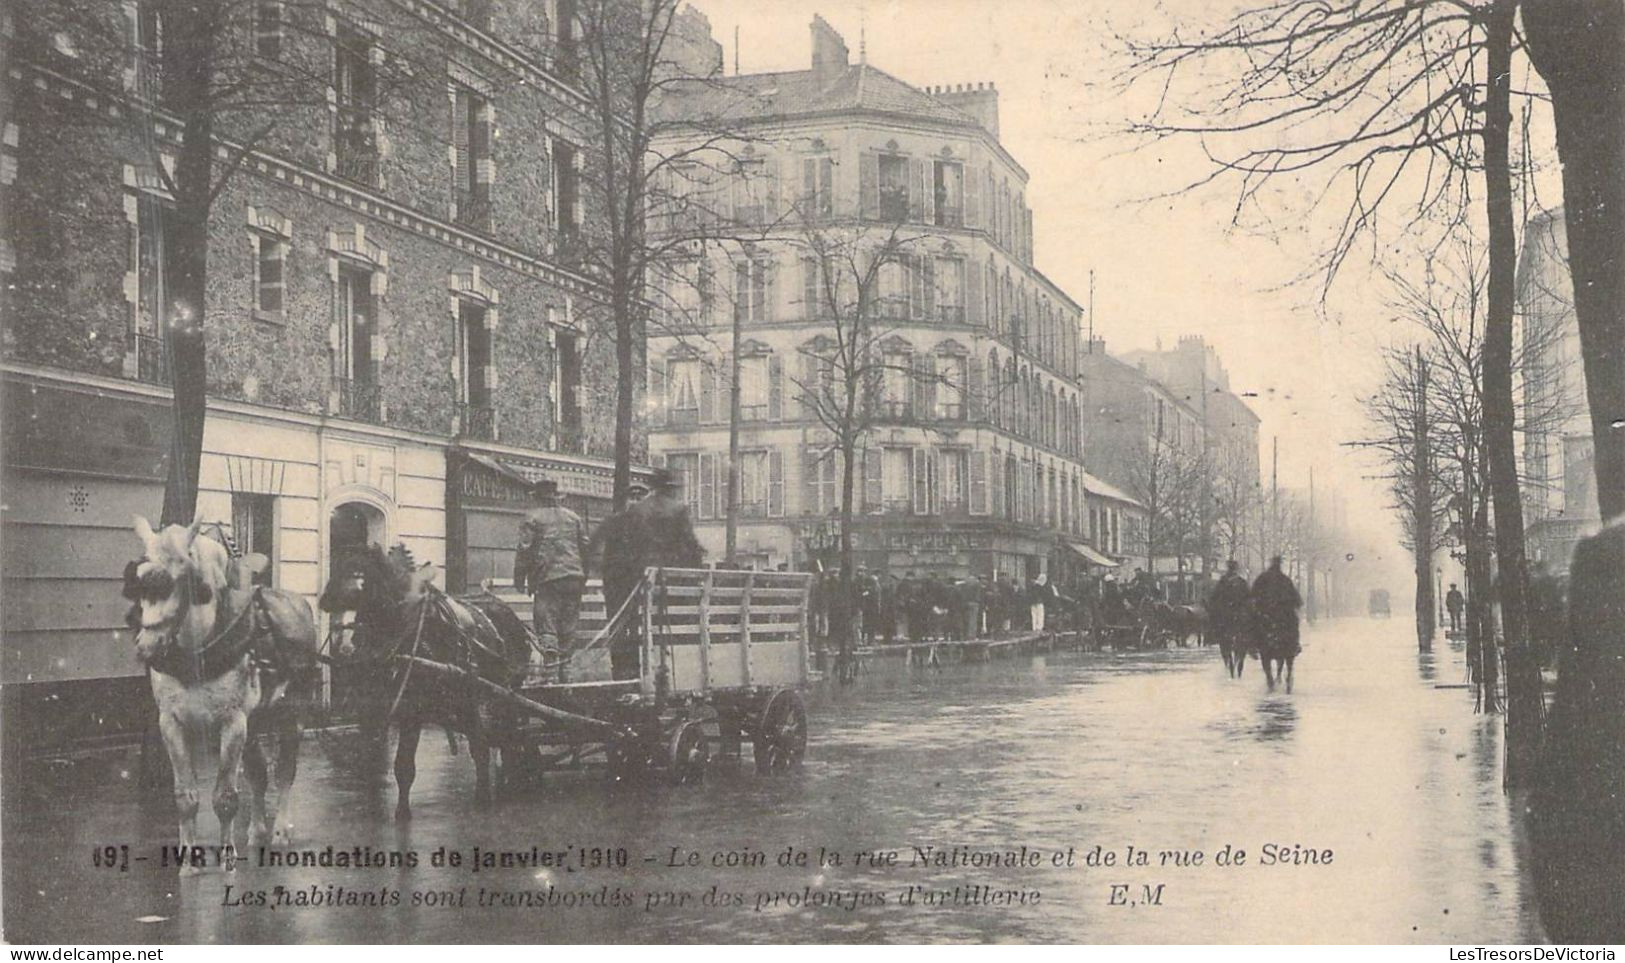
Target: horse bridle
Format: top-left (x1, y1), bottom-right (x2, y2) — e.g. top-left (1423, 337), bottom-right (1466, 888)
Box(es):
top-left (125, 557), bottom-right (214, 656)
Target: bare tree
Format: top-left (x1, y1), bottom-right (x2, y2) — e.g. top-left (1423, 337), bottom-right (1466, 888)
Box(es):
top-left (1123, 435), bottom-right (1207, 597)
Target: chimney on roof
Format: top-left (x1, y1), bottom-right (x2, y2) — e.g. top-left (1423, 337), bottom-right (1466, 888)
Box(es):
top-left (810, 15), bottom-right (849, 81)
top-left (927, 80), bottom-right (1000, 139)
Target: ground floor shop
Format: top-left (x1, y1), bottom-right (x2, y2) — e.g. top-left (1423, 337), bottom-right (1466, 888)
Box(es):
top-left (1, 365), bottom-right (624, 749)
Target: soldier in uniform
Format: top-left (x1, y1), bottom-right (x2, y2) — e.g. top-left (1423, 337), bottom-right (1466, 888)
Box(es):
top-left (515, 478), bottom-right (586, 673)
top-left (591, 469), bottom-right (704, 680)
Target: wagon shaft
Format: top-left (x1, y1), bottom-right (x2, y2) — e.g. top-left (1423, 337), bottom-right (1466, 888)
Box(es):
top-left (394, 655), bottom-right (627, 737)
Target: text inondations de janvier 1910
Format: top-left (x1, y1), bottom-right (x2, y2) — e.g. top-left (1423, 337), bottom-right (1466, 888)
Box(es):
top-left (90, 840), bottom-right (1336, 914)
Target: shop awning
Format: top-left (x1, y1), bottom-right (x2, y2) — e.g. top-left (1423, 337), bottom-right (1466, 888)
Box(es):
top-left (1064, 541), bottom-right (1121, 568)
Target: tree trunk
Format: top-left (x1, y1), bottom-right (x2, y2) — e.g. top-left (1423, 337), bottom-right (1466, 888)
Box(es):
top-left (158, 5), bottom-right (219, 527)
top-left (1521, 2), bottom-right (1625, 939)
top-left (836, 437), bottom-right (858, 683)
top-left (1413, 350), bottom-right (1436, 650)
top-left (723, 308), bottom-right (743, 563)
top-left (612, 288), bottom-right (635, 512)
top-left (1523, 0), bottom-right (1625, 522)
top-left (1482, 0), bottom-right (1540, 778)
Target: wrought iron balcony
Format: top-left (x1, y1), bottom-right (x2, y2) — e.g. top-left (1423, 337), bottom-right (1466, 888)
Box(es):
top-left (456, 402), bottom-right (496, 441)
top-left (335, 376), bottom-right (382, 423)
top-left (132, 333), bottom-right (169, 385)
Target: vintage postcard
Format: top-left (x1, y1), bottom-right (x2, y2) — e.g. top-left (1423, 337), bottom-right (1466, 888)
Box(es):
top-left (2, 0), bottom-right (1621, 946)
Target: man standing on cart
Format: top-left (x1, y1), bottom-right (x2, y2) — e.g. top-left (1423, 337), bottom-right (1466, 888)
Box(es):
top-left (594, 469), bottom-right (705, 680)
top-left (515, 477), bottom-right (586, 677)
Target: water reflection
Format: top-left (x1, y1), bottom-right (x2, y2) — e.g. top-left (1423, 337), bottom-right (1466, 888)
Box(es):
top-left (3, 620), bottom-right (1544, 943)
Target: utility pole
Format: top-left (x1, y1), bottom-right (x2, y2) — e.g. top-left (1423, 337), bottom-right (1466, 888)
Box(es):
top-left (1306, 464), bottom-right (1317, 621)
top-left (1270, 435), bottom-right (1279, 562)
top-left (724, 303), bottom-right (744, 566)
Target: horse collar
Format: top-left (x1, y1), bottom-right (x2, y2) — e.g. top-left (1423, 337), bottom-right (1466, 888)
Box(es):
top-left (148, 589), bottom-right (262, 685)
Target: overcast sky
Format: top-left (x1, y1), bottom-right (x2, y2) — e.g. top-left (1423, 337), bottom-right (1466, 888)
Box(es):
top-left (686, 0), bottom-right (1561, 582)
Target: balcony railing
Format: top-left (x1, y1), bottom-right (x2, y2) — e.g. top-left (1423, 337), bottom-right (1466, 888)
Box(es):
top-left (937, 304), bottom-right (966, 323)
top-left (934, 205), bottom-right (963, 228)
top-left (335, 376), bottom-right (382, 423)
top-left (456, 402), bottom-right (495, 441)
top-left (334, 108), bottom-right (378, 185)
top-left (875, 400), bottom-right (914, 421)
top-left (454, 192), bottom-right (492, 232)
top-left (132, 333), bottom-right (169, 385)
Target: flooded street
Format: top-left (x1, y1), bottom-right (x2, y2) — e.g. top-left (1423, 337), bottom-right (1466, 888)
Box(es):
top-left (4, 617), bottom-right (1544, 943)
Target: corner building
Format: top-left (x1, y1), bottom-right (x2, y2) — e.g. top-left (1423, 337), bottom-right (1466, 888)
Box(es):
top-left (647, 15), bottom-right (1094, 581)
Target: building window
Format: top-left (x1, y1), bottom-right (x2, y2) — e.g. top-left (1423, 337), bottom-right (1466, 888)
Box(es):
top-left (883, 447), bottom-right (913, 515)
top-left (552, 139), bottom-right (579, 235)
top-left (806, 448), bottom-right (839, 515)
top-left (334, 25), bottom-right (378, 185)
top-left (734, 260), bottom-right (770, 324)
top-left (133, 1), bottom-right (167, 101)
top-left (936, 257), bottom-right (965, 322)
top-left (552, 0), bottom-right (579, 79)
top-left (231, 493), bottom-right (275, 586)
top-left (940, 449), bottom-right (968, 514)
top-left (449, 0), bottom-right (491, 29)
top-left (453, 86), bottom-right (492, 229)
top-left (251, 227), bottom-right (286, 319)
top-left (666, 357), bottom-right (700, 426)
top-left (937, 352), bottom-right (967, 420)
top-left (801, 155), bottom-right (834, 221)
top-left (669, 257), bottom-right (714, 326)
top-left (255, 2), bottom-right (284, 59)
top-left (877, 155), bottom-right (909, 221)
top-left (666, 452), bottom-right (700, 518)
top-left (456, 300), bottom-right (493, 439)
top-left (556, 329), bottom-right (581, 451)
top-left (739, 354), bottom-right (770, 422)
top-left (801, 257), bottom-right (829, 318)
top-left (881, 347), bottom-right (912, 418)
top-left (133, 192), bottom-right (178, 383)
top-left (738, 450), bottom-right (785, 518)
top-left (933, 160), bottom-right (963, 227)
top-left (733, 158), bottom-right (768, 226)
top-left (335, 265), bottom-right (379, 421)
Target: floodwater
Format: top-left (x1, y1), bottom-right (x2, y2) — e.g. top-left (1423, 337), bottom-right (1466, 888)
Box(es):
top-left (3, 618), bottom-right (1545, 943)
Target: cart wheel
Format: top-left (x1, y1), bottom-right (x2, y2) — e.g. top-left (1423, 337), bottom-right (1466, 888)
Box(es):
top-left (1138, 625), bottom-right (1152, 649)
top-left (754, 689), bottom-right (808, 775)
top-left (666, 721), bottom-right (709, 785)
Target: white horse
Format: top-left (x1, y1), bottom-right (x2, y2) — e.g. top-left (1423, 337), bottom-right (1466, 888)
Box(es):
top-left (126, 517), bottom-right (319, 873)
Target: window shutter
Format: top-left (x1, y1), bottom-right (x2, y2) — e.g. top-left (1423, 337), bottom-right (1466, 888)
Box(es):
top-left (734, 262), bottom-right (748, 326)
top-left (908, 158), bottom-right (924, 221)
top-left (768, 450), bottom-right (785, 517)
top-left (766, 158), bottom-right (781, 224)
top-left (863, 448), bottom-right (883, 513)
top-left (922, 160), bottom-right (935, 225)
top-left (802, 258), bottom-right (817, 316)
top-left (965, 261), bottom-right (983, 324)
top-left (990, 452), bottom-right (1004, 518)
top-left (912, 354), bottom-right (931, 419)
top-left (970, 451), bottom-right (989, 515)
top-left (912, 448), bottom-right (928, 514)
top-left (763, 260), bottom-right (776, 322)
top-left (929, 256), bottom-right (942, 321)
top-left (818, 157), bottom-right (834, 218)
top-left (700, 359), bottom-right (716, 423)
top-left (964, 161), bottom-right (979, 228)
top-left (967, 354), bottom-right (984, 421)
top-left (799, 353), bottom-right (819, 419)
top-left (650, 359), bottom-right (669, 427)
top-left (802, 447), bottom-right (821, 516)
top-left (929, 449), bottom-right (943, 515)
top-left (570, 148), bottom-right (585, 227)
top-left (768, 354), bottom-right (783, 421)
top-left (473, 99), bottom-right (493, 203)
top-left (453, 89), bottom-right (471, 198)
top-left (699, 452), bottom-right (716, 519)
top-left (801, 157), bottom-right (816, 218)
top-left (859, 153), bottom-right (878, 220)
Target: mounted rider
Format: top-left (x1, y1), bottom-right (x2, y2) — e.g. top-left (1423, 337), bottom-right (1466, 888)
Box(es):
top-left (1208, 560), bottom-right (1251, 637)
top-left (1251, 556), bottom-right (1302, 658)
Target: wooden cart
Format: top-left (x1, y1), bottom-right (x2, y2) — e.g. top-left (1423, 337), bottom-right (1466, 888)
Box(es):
top-left (482, 567), bottom-right (814, 785)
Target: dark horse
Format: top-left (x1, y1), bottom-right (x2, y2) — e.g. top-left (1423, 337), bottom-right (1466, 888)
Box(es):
top-left (1251, 561), bottom-right (1302, 692)
top-left (1147, 601), bottom-right (1207, 647)
top-left (319, 544), bottom-right (534, 819)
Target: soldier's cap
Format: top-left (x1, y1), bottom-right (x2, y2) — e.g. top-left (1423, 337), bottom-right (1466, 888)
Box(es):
top-left (531, 477), bottom-right (560, 497)
top-left (647, 468), bottom-right (680, 490)
top-left (627, 482), bottom-right (651, 497)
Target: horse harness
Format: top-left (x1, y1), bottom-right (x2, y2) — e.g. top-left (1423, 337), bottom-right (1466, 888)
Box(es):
top-left (147, 588), bottom-right (290, 687)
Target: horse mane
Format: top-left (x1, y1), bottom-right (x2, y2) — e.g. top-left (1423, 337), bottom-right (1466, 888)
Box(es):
top-left (147, 524), bottom-right (232, 596)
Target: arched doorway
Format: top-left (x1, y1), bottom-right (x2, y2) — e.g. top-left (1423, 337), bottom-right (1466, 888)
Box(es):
top-left (326, 500), bottom-right (387, 719)
top-left (329, 501), bottom-right (386, 564)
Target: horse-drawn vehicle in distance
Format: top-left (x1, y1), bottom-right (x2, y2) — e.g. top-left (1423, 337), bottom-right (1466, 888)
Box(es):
top-left (1368, 588), bottom-right (1392, 618)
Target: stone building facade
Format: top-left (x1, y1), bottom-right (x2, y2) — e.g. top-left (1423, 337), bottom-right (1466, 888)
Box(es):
top-left (644, 15), bottom-right (1100, 582)
top-left (1, 0), bottom-right (635, 743)
top-left (1518, 208), bottom-right (1598, 572)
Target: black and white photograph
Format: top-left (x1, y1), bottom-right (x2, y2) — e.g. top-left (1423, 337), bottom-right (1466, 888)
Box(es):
top-left (1, 0), bottom-right (1621, 946)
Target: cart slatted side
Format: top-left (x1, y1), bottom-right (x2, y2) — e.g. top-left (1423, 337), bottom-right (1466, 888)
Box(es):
top-left (642, 569), bottom-right (814, 697)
